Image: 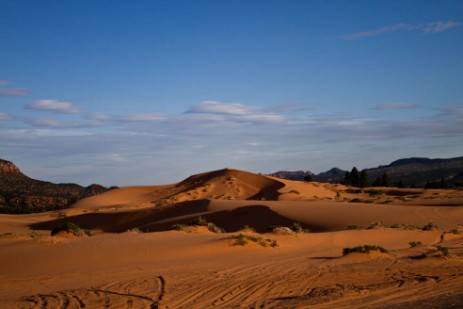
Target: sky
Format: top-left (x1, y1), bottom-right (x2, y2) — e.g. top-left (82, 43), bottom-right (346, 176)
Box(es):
top-left (1, 0), bottom-right (462, 186)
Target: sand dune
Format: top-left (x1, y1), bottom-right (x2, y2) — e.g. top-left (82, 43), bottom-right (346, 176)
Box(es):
top-left (1, 168), bottom-right (462, 308)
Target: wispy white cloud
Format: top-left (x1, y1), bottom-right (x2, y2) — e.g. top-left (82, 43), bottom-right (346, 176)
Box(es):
top-left (187, 101), bottom-right (285, 123)
top-left (0, 112), bottom-right (10, 120)
top-left (341, 20), bottom-right (462, 40)
top-left (27, 99), bottom-right (81, 114)
top-left (441, 104), bottom-right (463, 117)
top-left (0, 88), bottom-right (29, 97)
top-left (374, 102), bottom-right (420, 110)
top-left (121, 114), bottom-right (164, 122)
top-left (422, 21), bottom-right (462, 33)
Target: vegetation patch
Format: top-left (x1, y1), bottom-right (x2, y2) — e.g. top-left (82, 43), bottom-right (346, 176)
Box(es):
top-left (430, 245), bottom-right (449, 257)
top-left (368, 189), bottom-right (384, 197)
top-left (229, 234), bottom-right (278, 248)
top-left (342, 245), bottom-right (388, 256)
top-left (170, 216), bottom-right (224, 233)
top-left (390, 223), bottom-right (420, 230)
top-left (367, 221), bottom-right (386, 229)
top-left (51, 221), bottom-right (92, 237)
top-left (268, 223), bottom-right (310, 234)
top-left (346, 224), bottom-right (360, 230)
top-left (422, 221), bottom-right (439, 231)
top-left (409, 241), bottom-right (422, 247)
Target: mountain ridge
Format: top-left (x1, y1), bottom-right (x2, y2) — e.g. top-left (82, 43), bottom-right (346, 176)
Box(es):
top-left (270, 156), bottom-right (463, 187)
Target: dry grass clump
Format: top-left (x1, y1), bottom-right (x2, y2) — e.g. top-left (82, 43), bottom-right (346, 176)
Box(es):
top-left (390, 223), bottom-right (420, 230)
top-left (51, 221), bottom-right (92, 237)
top-left (229, 234), bottom-right (278, 248)
top-left (342, 245), bottom-right (388, 256)
top-left (422, 221), bottom-right (439, 231)
top-left (409, 241), bottom-right (422, 247)
top-left (269, 223), bottom-right (310, 234)
top-left (170, 216), bottom-right (225, 233)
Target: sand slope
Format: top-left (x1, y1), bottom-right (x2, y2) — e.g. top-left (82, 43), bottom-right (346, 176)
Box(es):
top-left (1, 168), bottom-right (462, 308)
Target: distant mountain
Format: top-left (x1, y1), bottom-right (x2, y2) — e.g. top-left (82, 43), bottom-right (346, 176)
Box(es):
top-left (270, 156), bottom-right (463, 188)
top-left (0, 159), bottom-right (108, 213)
top-left (365, 157), bottom-right (463, 188)
top-left (269, 170), bottom-right (311, 181)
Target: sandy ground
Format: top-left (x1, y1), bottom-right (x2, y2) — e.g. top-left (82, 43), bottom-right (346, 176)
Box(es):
top-left (1, 168), bottom-right (462, 308)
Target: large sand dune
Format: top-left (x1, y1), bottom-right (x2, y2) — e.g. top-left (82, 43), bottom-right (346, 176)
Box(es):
top-left (1, 168), bottom-right (463, 308)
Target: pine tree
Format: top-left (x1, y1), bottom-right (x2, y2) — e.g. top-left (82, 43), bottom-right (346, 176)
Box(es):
top-left (350, 167), bottom-right (359, 187)
top-left (359, 170), bottom-right (368, 188)
top-left (381, 173), bottom-right (389, 187)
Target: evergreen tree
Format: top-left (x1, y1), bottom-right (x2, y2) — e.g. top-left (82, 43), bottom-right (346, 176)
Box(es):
top-left (343, 171), bottom-right (351, 185)
top-left (304, 174), bottom-right (313, 182)
top-left (359, 170), bottom-right (368, 188)
top-left (350, 167), bottom-right (359, 187)
top-left (381, 173), bottom-right (389, 187)
top-left (372, 177), bottom-right (381, 187)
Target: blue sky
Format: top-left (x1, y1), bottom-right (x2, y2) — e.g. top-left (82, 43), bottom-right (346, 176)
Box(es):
top-left (1, 0), bottom-right (462, 186)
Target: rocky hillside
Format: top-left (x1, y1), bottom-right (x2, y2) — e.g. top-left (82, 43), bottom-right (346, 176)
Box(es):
top-left (0, 159), bottom-right (108, 213)
top-left (270, 156), bottom-right (463, 188)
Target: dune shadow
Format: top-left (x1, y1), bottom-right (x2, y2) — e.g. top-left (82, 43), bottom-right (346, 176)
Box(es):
top-left (29, 199), bottom-right (210, 233)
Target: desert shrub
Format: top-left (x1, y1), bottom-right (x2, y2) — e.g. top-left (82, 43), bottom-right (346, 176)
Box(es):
top-left (367, 221), bottom-right (385, 229)
top-left (431, 245), bottom-right (449, 257)
top-left (409, 241), bottom-right (422, 247)
top-left (240, 225), bottom-right (256, 232)
top-left (127, 228), bottom-right (143, 233)
top-left (172, 217), bottom-right (224, 233)
top-left (422, 221), bottom-right (439, 231)
top-left (51, 221), bottom-right (92, 236)
top-left (206, 222), bottom-right (224, 233)
top-left (390, 223), bottom-right (419, 230)
top-left (449, 229), bottom-right (461, 235)
top-left (189, 216), bottom-right (208, 226)
top-left (229, 234), bottom-right (278, 248)
top-left (342, 245), bottom-right (388, 256)
top-left (368, 189), bottom-right (384, 197)
top-left (170, 224), bottom-right (187, 231)
top-left (290, 222), bottom-right (311, 233)
top-left (230, 234), bottom-right (248, 246)
top-left (347, 224), bottom-right (360, 230)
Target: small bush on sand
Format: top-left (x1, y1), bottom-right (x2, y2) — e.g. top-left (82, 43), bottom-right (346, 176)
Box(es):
top-left (239, 225), bottom-right (256, 232)
top-left (390, 223), bottom-right (419, 230)
top-left (342, 245), bottom-right (388, 256)
top-left (268, 223), bottom-right (309, 234)
top-left (189, 216), bottom-right (208, 226)
top-left (170, 224), bottom-right (187, 231)
top-left (368, 189), bottom-right (384, 197)
top-left (409, 241), bottom-right (422, 247)
top-left (347, 224), bottom-right (360, 230)
top-left (171, 217), bottom-right (224, 233)
top-left (431, 245), bottom-right (449, 257)
top-left (422, 221), bottom-right (439, 231)
top-left (367, 221), bottom-right (385, 229)
top-left (230, 234), bottom-right (278, 248)
top-left (51, 221), bottom-right (92, 236)
top-left (449, 228), bottom-right (461, 235)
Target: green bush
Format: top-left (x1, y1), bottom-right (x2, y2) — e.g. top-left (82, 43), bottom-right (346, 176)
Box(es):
top-left (342, 245), bottom-right (388, 256)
